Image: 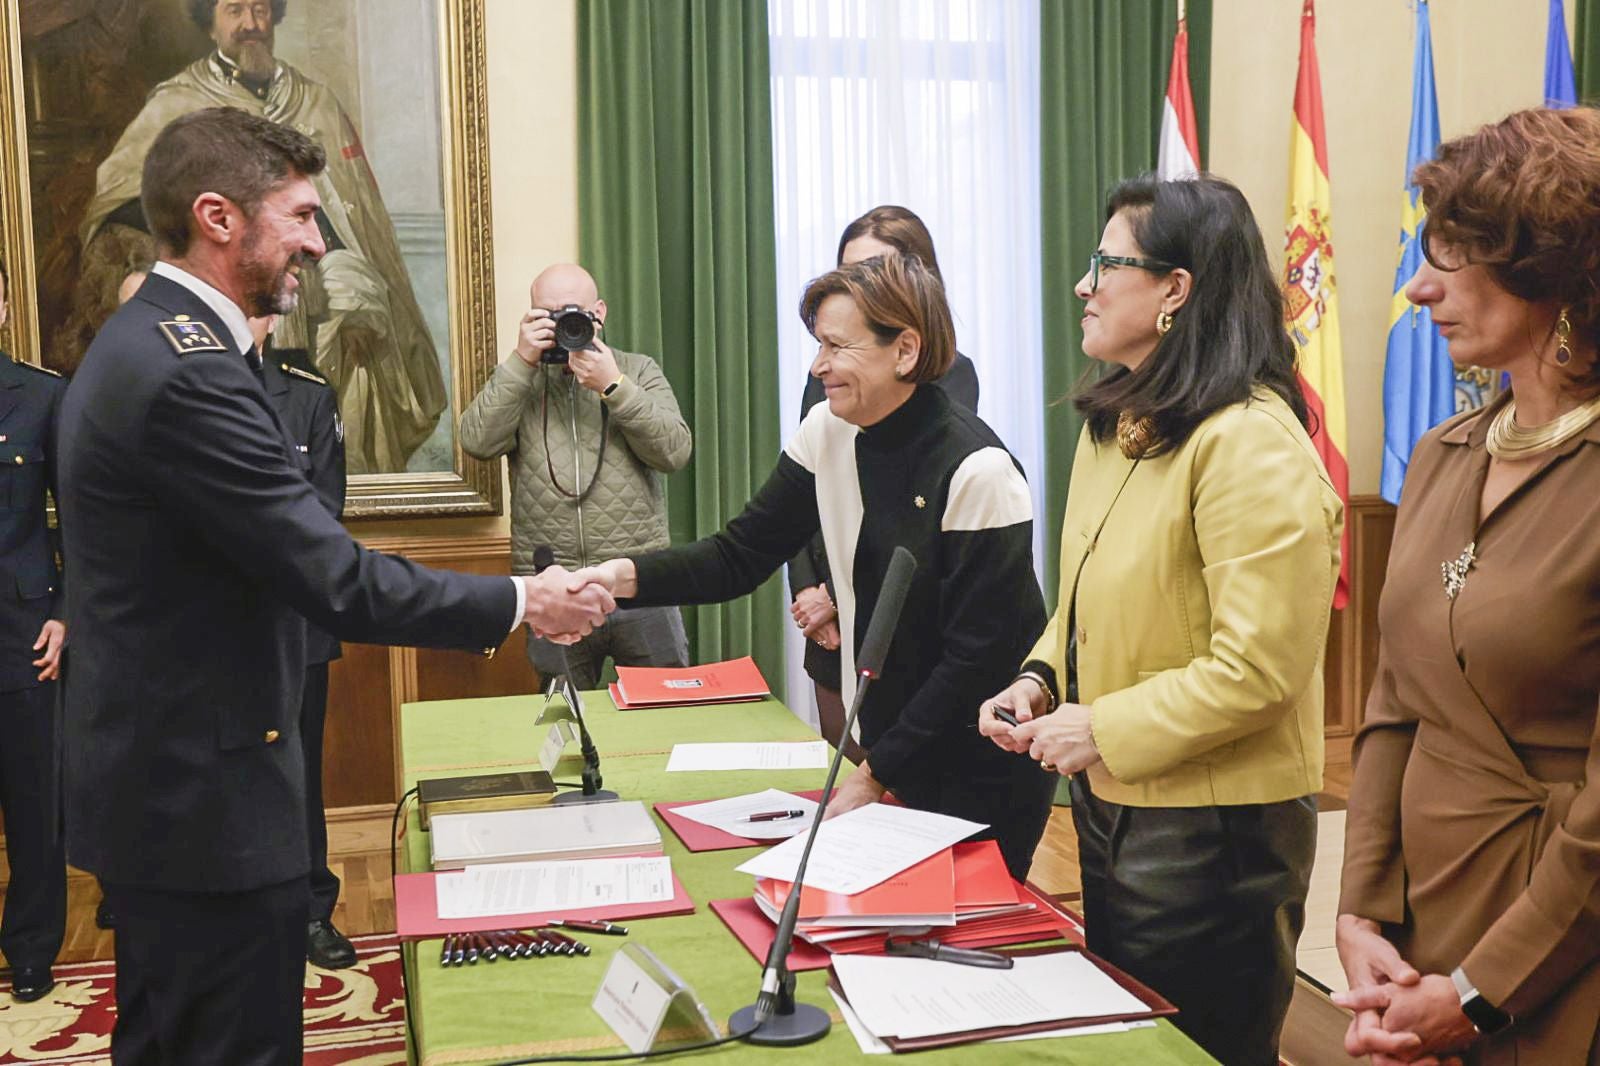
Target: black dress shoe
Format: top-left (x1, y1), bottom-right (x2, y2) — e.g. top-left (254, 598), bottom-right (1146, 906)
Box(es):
top-left (95, 900), bottom-right (116, 930)
top-left (307, 919), bottom-right (357, 970)
top-left (10, 966), bottom-right (55, 1003)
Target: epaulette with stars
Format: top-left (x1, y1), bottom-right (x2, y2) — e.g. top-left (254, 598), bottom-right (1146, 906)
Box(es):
top-left (157, 314), bottom-right (229, 356)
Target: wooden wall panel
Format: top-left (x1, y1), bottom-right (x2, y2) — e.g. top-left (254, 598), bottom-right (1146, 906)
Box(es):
top-left (1321, 495), bottom-right (1397, 738)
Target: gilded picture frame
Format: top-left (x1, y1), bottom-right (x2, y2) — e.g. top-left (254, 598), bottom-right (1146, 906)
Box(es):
top-left (0, 0), bottom-right (501, 518)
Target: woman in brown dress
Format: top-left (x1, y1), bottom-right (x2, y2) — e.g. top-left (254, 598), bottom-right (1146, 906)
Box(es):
top-left (1336, 107), bottom-right (1600, 1065)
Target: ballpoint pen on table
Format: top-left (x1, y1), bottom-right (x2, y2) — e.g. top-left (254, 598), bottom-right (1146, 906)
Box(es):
top-left (883, 937), bottom-right (1015, 970)
top-left (744, 809), bottom-right (807, 822)
top-left (548, 918), bottom-right (628, 936)
top-left (439, 935), bottom-right (455, 967)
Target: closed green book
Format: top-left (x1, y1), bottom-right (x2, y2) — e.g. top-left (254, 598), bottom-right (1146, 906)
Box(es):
top-left (418, 770), bottom-right (557, 829)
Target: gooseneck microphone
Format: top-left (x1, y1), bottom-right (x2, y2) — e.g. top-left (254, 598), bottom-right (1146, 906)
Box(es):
top-left (730, 546), bottom-right (918, 1046)
top-left (532, 545), bottom-right (618, 805)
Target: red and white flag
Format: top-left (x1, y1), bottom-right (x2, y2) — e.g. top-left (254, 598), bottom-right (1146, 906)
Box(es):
top-left (1157, 11), bottom-right (1201, 179)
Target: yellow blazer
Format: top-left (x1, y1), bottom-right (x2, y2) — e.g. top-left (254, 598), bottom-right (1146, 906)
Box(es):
top-left (1029, 390), bottom-right (1343, 807)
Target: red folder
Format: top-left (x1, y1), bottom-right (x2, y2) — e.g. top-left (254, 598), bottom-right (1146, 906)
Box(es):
top-left (710, 897), bottom-right (835, 971)
top-left (393, 870), bottom-right (695, 940)
top-left (612, 656), bottom-right (770, 708)
top-left (754, 849), bottom-right (957, 926)
top-left (654, 789), bottom-right (827, 852)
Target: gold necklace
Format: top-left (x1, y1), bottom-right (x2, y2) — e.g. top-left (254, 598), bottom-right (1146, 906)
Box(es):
top-left (1485, 392), bottom-right (1600, 460)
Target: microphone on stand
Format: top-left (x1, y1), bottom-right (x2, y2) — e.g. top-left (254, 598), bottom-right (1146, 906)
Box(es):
top-left (730, 546), bottom-right (918, 1046)
top-left (532, 545), bottom-right (618, 805)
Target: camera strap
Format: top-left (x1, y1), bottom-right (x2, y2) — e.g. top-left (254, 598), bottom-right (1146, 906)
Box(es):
top-left (541, 371), bottom-right (610, 502)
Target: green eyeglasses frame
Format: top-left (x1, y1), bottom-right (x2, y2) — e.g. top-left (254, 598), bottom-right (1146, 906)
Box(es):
top-left (1088, 251), bottom-right (1176, 293)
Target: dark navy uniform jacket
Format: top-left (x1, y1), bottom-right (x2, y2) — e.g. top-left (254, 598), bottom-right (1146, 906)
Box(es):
top-left (262, 348), bottom-right (344, 666)
top-left (0, 355), bottom-right (64, 693)
top-left (58, 272), bottom-right (514, 892)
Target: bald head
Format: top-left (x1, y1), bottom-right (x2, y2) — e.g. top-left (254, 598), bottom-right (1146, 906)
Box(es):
top-left (531, 263), bottom-right (601, 316)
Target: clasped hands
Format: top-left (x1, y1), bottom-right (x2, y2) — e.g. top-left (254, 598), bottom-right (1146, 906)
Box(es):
top-left (976, 676), bottom-right (1101, 775)
top-left (521, 559), bottom-right (639, 643)
top-left (1330, 915), bottom-right (1478, 1066)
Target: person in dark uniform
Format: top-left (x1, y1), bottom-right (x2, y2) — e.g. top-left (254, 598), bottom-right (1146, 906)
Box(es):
top-left (789, 206), bottom-right (979, 762)
top-left (251, 315), bottom-right (355, 970)
top-left (58, 107), bottom-right (613, 1065)
top-left (0, 259), bottom-right (68, 1004)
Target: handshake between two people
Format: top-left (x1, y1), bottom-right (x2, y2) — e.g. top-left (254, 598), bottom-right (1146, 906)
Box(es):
top-left (518, 559), bottom-right (639, 644)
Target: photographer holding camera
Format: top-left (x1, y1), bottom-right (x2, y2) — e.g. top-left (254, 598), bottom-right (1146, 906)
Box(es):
top-left (461, 263), bottom-right (692, 689)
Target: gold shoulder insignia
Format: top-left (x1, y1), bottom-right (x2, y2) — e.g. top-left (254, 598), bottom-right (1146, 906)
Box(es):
top-left (16, 361), bottom-right (62, 377)
top-left (158, 320), bottom-right (229, 356)
top-left (281, 362), bottom-right (329, 386)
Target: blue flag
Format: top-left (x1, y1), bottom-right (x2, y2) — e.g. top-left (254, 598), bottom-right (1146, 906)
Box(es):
top-left (1380, 1), bottom-right (1454, 506)
top-left (1546, 0), bottom-right (1578, 108)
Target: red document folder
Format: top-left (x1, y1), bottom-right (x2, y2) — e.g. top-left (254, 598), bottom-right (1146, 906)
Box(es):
top-left (393, 870), bottom-right (695, 940)
top-left (611, 656), bottom-right (770, 708)
top-left (654, 789), bottom-right (827, 852)
top-left (754, 849), bottom-right (958, 926)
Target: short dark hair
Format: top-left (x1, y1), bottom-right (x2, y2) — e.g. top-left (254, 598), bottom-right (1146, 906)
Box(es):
top-left (141, 107), bottom-right (325, 256)
top-left (836, 205), bottom-right (944, 285)
top-left (1075, 174), bottom-right (1309, 454)
top-left (188, 0), bottom-right (288, 31)
top-left (800, 252), bottom-right (955, 384)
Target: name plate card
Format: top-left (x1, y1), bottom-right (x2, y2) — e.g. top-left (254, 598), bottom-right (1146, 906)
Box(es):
top-left (539, 720), bottom-right (578, 773)
top-left (592, 944), bottom-right (719, 1054)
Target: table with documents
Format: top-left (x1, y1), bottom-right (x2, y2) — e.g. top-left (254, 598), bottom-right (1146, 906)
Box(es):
top-left (399, 692), bottom-right (1217, 1064)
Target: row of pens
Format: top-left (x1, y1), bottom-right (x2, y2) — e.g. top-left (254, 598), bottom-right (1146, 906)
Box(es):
top-left (437, 919), bottom-right (627, 967)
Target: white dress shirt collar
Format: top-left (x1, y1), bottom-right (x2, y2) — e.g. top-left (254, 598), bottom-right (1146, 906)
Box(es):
top-left (151, 261), bottom-right (256, 357)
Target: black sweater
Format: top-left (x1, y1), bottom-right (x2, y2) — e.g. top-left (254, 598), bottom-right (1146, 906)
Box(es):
top-left (631, 384), bottom-right (1044, 791)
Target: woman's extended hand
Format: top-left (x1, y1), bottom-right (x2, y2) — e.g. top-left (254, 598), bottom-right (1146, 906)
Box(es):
top-left (822, 762), bottom-right (886, 820)
top-left (977, 677), bottom-right (1050, 753)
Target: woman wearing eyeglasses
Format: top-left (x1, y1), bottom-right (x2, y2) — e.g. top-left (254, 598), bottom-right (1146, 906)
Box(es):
top-left (978, 174), bottom-right (1343, 1066)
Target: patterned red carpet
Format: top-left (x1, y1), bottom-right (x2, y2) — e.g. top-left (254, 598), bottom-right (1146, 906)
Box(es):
top-left (0, 933), bottom-right (405, 1064)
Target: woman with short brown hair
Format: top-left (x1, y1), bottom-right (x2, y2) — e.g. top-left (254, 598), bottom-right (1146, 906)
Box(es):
top-left (1336, 106), bottom-right (1600, 1064)
top-left (579, 252), bottom-right (1054, 876)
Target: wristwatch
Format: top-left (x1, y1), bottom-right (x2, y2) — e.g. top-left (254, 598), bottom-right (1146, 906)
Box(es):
top-left (1452, 966), bottom-right (1513, 1036)
top-left (601, 374), bottom-right (625, 398)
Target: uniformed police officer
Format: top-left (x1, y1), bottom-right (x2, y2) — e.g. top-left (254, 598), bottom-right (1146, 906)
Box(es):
top-left (0, 259), bottom-right (67, 1004)
top-left (58, 107), bottom-right (614, 1063)
top-left (250, 316), bottom-right (356, 970)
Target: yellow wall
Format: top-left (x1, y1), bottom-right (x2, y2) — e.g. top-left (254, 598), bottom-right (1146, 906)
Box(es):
top-left (1210, 0), bottom-right (1573, 495)
top-left (357, 0), bottom-right (579, 541)
top-left (362, 0), bottom-right (1569, 539)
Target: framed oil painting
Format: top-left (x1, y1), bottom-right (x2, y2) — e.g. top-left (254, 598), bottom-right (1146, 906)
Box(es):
top-left (0, 0), bottom-right (501, 516)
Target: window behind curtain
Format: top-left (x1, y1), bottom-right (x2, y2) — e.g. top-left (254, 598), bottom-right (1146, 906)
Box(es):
top-left (770, 0), bottom-right (1044, 724)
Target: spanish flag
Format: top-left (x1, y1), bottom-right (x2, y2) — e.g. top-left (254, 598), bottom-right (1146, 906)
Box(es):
top-left (1283, 0), bottom-right (1349, 609)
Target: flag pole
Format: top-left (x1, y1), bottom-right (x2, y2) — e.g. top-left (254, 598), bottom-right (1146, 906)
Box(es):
top-left (1178, 0), bottom-right (1187, 25)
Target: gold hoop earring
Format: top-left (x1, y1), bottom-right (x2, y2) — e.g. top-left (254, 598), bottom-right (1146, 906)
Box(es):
top-left (1156, 311), bottom-right (1175, 336)
top-left (1555, 309), bottom-right (1574, 366)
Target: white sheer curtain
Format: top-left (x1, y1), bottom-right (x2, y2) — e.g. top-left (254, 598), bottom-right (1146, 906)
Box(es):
top-left (768, 0), bottom-right (1044, 727)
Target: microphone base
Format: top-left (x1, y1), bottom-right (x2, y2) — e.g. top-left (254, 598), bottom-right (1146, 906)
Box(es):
top-left (552, 788), bottom-right (620, 806)
top-left (728, 1002), bottom-right (831, 1047)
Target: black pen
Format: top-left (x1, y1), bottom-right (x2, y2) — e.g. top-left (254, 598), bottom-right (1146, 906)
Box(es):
top-left (991, 706), bottom-right (1021, 728)
top-left (744, 809), bottom-right (806, 822)
top-left (549, 918), bottom-right (628, 936)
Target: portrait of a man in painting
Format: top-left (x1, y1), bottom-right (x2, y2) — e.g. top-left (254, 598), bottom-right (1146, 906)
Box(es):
top-left (19, 0), bottom-right (466, 477)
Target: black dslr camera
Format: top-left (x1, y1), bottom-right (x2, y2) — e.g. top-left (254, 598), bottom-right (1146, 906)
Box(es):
top-left (542, 304), bottom-right (599, 365)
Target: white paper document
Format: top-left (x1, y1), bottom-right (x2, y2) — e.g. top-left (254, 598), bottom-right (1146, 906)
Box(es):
top-left (434, 855), bottom-right (674, 919)
top-left (670, 788), bottom-right (819, 840)
top-left (827, 990), bottom-right (1140, 1054)
top-left (734, 803), bottom-right (984, 895)
top-left (664, 741), bottom-right (829, 772)
top-left (831, 951), bottom-right (1148, 1040)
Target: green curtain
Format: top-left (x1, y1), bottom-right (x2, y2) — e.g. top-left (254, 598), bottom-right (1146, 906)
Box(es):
top-left (1037, 0), bottom-right (1212, 602)
top-left (1579, 0), bottom-right (1599, 101)
top-left (577, 0), bottom-right (785, 698)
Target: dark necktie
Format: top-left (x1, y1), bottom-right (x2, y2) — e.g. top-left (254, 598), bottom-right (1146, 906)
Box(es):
top-left (244, 345), bottom-right (264, 377)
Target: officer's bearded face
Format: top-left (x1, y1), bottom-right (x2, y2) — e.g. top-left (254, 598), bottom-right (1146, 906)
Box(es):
top-left (211, 1), bottom-right (277, 79)
top-left (236, 176), bottom-right (326, 318)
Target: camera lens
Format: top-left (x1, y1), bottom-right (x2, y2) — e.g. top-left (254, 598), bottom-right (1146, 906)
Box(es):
top-left (553, 306), bottom-right (596, 353)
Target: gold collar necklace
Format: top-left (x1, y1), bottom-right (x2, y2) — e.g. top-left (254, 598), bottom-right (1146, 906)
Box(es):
top-left (1485, 392), bottom-right (1600, 460)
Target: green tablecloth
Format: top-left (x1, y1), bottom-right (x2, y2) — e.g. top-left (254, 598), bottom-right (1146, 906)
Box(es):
top-left (399, 693), bottom-right (1216, 1065)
